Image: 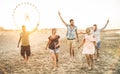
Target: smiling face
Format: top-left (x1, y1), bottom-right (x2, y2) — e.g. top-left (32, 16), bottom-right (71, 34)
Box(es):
top-left (70, 19), bottom-right (74, 26)
top-left (22, 25), bottom-right (26, 32)
top-left (86, 27), bottom-right (91, 34)
top-left (52, 28), bottom-right (56, 35)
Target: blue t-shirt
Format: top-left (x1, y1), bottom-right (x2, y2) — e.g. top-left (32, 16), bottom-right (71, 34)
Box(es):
top-left (66, 24), bottom-right (77, 39)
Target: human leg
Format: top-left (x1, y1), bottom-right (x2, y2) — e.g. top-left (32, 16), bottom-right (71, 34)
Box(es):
top-left (85, 54), bottom-right (91, 69)
top-left (21, 46), bottom-right (25, 60)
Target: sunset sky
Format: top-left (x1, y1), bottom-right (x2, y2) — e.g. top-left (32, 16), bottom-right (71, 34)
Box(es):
top-left (0, 0), bottom-right (120, 30)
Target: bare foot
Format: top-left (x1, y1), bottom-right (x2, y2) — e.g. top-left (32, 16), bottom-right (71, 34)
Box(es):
top-left (70, 57), bottom-right (74, 62)
top-left (56, 64), bottom-right (59, 67)
top-left (24, 58), bottom-right (28, 64)
top-left (97, 58), bottom-right (100, 61)
top-left (52, 66), bottom-right (57, 71)
top-left (110, 63), bottom-right (116, 70)
top-left (88, 66), bottom-right (92, 70)
top-left (70, 58), bottom-right (72, 61)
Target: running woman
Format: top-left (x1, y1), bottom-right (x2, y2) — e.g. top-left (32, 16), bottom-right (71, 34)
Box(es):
top-left (45, 28), bottom-right (60, 69)
top-left (78, 27), bottom-right (96, 70)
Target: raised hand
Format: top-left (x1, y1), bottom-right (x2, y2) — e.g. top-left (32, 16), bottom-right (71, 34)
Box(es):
top-left (107, 19), bottom-right (109, 23)
top-left (37, 23), bottom-right (39, 27)
top-left (58, 11), bottom-right (67, 26)
top-left (58, 11), bottom-right (61, 16)
top-left (45, 47), bottom-right (47, 50)
top-left (78, 46), bottom-right (81, 49)
top-left (17, 45), bottom-right (19, 48)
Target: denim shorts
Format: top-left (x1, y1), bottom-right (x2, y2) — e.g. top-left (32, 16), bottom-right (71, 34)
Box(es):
top-left (97, 41), bottom-right (101, 49)
top-left (49, 49), bottom-right (59, 53)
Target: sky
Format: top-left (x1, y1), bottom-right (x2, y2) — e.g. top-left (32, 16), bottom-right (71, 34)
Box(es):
top-left (0, 0), bottom-right (120, 30)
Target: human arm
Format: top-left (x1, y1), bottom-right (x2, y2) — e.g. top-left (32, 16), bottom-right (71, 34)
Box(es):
top-left (78, 31), bottom-right (86, 34)
top-left (55, 40), bottom-right (60, 48)
top-left (76, 29), bottom-right (79, 42)
top-left (45, 39), bottom-right (51, 50)
top-left (93, 41), bottom-right (97, 49)
top-left (58, 11), bottom-right (68, 26)
top-left (29, 23), bottom-right (39, 34)
top-left (100, 19), bottom-right (109, 31)
top-left (78, 39), bottom-right (85, 49)
top-left (55, 36), bottom-right (60, 48)
top-left (92, 35), bottom-right (97, 48)
top-left (17, 36), bottom-right (22, 48)
top-left (93, 41), bottom-right (96, 46)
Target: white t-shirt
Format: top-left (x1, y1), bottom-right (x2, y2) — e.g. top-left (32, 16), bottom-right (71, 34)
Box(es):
top-left (93, 24), bottom-right (107, 43)
top-left (93, 29), bottom-right (101, 43)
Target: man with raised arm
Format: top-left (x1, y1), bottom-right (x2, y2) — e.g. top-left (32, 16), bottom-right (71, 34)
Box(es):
top-left (17, 23), bottom-right (39, 63)
top-left (93, 19), bottom-right (109, 61)
top-left (58, 11), bottom-right (79, 61)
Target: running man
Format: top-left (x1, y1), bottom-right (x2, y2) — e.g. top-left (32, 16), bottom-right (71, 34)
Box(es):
top-left (17, 24), bottom-right (39, 63)
top-left (93, 19), bottom-right (109, 61)
top-left (58, 11), bottom-right (79, 60)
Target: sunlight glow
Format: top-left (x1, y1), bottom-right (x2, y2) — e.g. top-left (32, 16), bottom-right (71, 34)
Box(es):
top-left (13, 2), bottom-right (39, 31)
top-left (0, 0), bottom-right (120, 30)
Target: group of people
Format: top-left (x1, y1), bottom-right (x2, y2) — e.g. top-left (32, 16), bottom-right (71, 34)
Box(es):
top-left (17, 11), bottom-right (109, 70)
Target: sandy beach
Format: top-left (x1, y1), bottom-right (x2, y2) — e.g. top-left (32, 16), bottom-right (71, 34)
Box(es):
top-left (0, 29), bottom-right (120, 74)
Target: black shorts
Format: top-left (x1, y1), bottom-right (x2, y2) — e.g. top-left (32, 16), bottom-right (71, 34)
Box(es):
top-left (21, 45), bottom-right (31, 56)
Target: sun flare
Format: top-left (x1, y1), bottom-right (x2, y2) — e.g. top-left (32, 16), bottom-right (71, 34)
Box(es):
top-left (13, 2), bottom-right (40, 31)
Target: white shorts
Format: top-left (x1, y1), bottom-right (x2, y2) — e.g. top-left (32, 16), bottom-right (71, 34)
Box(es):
top-left (49, 49), bottom-right (59, 53)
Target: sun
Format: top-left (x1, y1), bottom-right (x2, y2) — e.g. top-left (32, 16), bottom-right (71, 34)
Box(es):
top-left (13, 2), bottom-right (40, 31)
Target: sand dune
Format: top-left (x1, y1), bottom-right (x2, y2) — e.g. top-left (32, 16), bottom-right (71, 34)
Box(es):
top-left (0, 29), bottom-right (120, 74)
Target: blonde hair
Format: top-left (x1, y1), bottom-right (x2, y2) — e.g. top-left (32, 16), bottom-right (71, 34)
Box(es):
top-left (22, 25), bottom-right (25, 28)
top-left (86, 27), bottom-right (91, 34)
top-left (52, 28), bottom-right (56, 34)
top-left (52, 28), bottom-right (56, 32)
